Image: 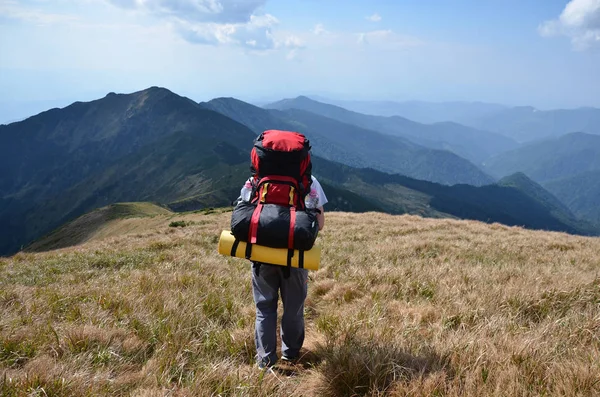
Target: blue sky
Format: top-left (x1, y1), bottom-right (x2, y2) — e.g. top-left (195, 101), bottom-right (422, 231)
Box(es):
top-left (1, 0), bottom-right (599, 122)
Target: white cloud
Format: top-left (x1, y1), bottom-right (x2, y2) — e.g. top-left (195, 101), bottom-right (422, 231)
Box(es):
top-left (286, 48), bottom-right (299, 61)
top-left (281, 35), bottom-right (305, 48)
top-left (105, 0), bottom-right (281, 49)
top-left (366, 13), bottom-right (382, 22)
top-left (539, 0), bottom-right (600, 50)
top-left (107, 0), bottom-right (266, 24)
top-left (173, 14), bottom-right (278, 49)
top-left (357, 30), bottom-right (422, 48)
top-left (0, 1), bottom-right (80, 25)
top-left (312, 23), bottom-right (329, 36)
top-left (275, 35), bottom-right (305, 61)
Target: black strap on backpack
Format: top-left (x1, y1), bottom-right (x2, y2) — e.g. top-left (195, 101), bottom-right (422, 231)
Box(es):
top-left (245, 242), bottom-right (253, 260)
top-left (230, 239), bottom-right (240, 256)
top-left (283, 249), bottom-right (294, 279)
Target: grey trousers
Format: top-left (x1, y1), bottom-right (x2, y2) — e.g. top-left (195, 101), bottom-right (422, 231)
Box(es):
top-left (251, 263), bottom-right (308, 366)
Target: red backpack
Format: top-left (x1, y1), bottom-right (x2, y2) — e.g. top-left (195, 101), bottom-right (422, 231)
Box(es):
top-left (231, 130), bottom-right (319, 268)
top-left (250, 129), bottom-right (312, 206)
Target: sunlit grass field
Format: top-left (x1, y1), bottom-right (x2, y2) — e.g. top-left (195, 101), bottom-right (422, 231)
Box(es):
top-left (1, 209), bottom-right (599, 396)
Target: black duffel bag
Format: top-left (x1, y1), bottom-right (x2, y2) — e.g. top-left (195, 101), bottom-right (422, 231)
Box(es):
top-left (231, 201), bottom-right (319, 251)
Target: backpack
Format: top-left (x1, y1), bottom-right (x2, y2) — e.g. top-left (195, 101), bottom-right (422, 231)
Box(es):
top-left (250, 129), bottom-right (313, 209)
top-left (231, 130), bottom-right (320, 268)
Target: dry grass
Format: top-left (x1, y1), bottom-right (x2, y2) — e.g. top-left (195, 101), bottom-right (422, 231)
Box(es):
top-left (1, 211), bottom-right (599, 396)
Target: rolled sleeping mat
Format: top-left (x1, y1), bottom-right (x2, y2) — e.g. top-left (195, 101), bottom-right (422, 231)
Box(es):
top-left (218, 230), bottom-right (320, 271)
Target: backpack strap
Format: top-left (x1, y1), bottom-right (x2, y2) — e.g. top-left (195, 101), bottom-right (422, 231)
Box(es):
top-left (284, 249), bottom-right (293, 279)
top-left (288, 207), bottom-right (296, 249)
top-left (245, 242), bottom-right (253, 259)
top-left (283, 207), bottom-right (297, 279)
top-left (230, 239), bottom-right (240, 257)
top-left (248, 185), bottom-right (266, 244)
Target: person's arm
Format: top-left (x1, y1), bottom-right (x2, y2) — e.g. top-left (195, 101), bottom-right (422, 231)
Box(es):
top-left (317, 206), bottom-right (325, 231)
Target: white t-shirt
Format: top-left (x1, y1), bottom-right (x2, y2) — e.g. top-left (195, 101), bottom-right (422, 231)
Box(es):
top-left (240, 176), bottom-right (328, 209)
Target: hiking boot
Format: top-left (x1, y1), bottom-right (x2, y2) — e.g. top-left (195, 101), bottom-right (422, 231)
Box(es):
top-left (257, 359), bottom-right (276, 370)
top-left (281, 355), bottom-right (299, 364)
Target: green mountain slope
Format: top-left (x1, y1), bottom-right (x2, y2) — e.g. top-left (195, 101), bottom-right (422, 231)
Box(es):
top-left (484, 132), bottom-right (600, 226)
top-left (202, 97), bottom-right (495, 186)
top-left (545, 171), bottom-right (600, 225)
top-left (0, 87), bottom-right (223, 197)
top-left (497, 173), bottom-right (573, 215)
top-left (497, 173), bottom-right (597, 234)
top-left (265, 96), bottom-right (518, 164)
top-left (0, 88), bottom-right (257, 256)
top-left (26, 130), bottom-right (251, 240)
top-left (312, 158), bottom-right (596, 236)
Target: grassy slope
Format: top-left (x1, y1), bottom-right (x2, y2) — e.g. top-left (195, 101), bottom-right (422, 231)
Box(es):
top-left (25, 203), bottom-right (173, 253)
top-left (1, 212), bottom-right (599, 396)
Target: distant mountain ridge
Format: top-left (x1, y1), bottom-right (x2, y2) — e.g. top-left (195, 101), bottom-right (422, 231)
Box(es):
top-left (468, 106), bottom-right (600, 143)
top-left (203, 97), bottom-right (495, 185)
top-left (313, 157), bottom-right (595, 236)
top-left (496, 172), bottom-right (594, 233)
top-left (265, 96), bottom-right (518, 165)
top-left (311, 97), bottom-right (508, 123)
top-left (485, 132), bottom-right (600, 183)
top-left (545, 170), bottom-right (600, 225)
top-left (484, 132), bottom-right (600, 225)
top-left (1, 87), bottom-right (597, 256)
top-left (309, 97), bottom-right (600, 144)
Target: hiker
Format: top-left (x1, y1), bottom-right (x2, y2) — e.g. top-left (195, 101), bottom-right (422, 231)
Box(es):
top-left (235, 130), bottom-right (328, 369)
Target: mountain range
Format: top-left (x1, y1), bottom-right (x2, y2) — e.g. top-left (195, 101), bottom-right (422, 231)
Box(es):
top-left (1, 87), bottom-right (598, 256)
top-left (0, 87), bottom-right (253, 255)
top-left (469, 106), bottom-right (600, 143)
top-left (264, 96), bottom-right (600, 227)
top-left (484, 132), bottom-right (600, 225)
top-left (311, 98), bottom-right (508, 124)
top-left (265, 96), bottom-right (518, 165)
top-left (312, 98), bottom-right (600, 143)
top-left (201, 97), bottom-right (494, 185)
